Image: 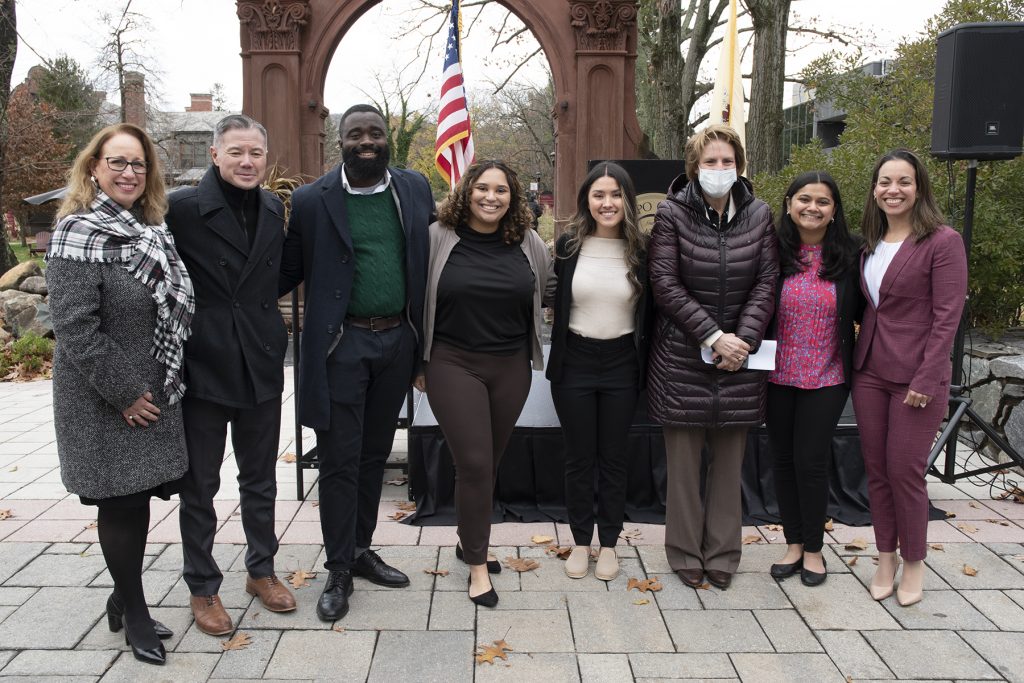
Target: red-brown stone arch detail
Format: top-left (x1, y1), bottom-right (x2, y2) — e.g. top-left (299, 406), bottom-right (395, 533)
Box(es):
top-left (237, 0), bottom-right (641, 225)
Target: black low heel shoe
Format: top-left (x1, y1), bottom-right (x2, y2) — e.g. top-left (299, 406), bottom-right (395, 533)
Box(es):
top-left (769, 558), bottom-right (803, 579)
top-left (124, 630), bottom-right (167, 666)
top-left (107, 594), bottom-right (173, 639)
top-left (456, 543), bottom-right (501, 574)
top-left (467, 576), bottom-right (499, 608)
top-left (800, 558), bottom-right (827, 587)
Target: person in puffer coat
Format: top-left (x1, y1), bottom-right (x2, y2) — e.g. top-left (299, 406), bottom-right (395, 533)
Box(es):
top-left (647, 124), bottom-right (778, 591)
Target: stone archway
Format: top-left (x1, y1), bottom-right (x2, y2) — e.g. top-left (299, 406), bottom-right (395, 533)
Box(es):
top-left (236, 0), bottom-right (642, 224)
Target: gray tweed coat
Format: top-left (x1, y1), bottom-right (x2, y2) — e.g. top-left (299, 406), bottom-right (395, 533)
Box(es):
top-left (46, 258), bottom-right (188, 499)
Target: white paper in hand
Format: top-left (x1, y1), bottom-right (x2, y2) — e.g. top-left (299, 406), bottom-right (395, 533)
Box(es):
top-left (701, 340), bottom-right (777, 370)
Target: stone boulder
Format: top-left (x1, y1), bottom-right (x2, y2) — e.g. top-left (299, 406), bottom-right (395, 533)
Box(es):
top-left (1006, 404), bottom-right (1024, 457)
top-left (0, 261), bottom-right (42, 292)
top-left (1, 292), bottom-right (45, 339)
top-left (968, 381), bottom-right (1003, 425)
top-left (19, 276), bottom-right (47, 296)
top-left (991, 355), bottom-right (1024, 381)
top-left (13, 302), bottom-right (52, 339)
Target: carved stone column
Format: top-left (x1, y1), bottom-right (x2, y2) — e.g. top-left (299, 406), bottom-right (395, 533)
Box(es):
top-left (237, 0), bottom-right (311, 176)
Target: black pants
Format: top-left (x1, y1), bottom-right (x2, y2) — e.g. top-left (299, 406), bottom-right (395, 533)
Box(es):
top-left (179, 395), bottom-right (282, 595)
top-left (425, 342), bottom-right (531, 565)
top-left (765, 382), bottom-right (849, 553)
top-left (551, 332), bottom-right (638, 548)
top-left (315, 323), bottom-right (415, 571)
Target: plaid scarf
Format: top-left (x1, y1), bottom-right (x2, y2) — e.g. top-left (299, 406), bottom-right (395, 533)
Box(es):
top-left (47, 191), bottom-right (195, 403)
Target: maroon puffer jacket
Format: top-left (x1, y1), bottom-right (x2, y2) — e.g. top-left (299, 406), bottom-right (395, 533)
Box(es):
top-left (647, 174), bottom-right (778, 428)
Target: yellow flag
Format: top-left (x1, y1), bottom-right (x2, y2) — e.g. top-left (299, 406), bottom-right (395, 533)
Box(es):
top-left (709, 0), bottom-right (745, 144)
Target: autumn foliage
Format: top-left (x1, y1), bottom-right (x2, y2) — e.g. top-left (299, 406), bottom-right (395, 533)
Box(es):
top-left (0, 87), bottom-right (71, 211)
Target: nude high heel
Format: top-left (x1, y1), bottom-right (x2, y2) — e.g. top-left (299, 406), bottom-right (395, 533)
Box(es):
top-left (869, 552), bottom-right (899, 601)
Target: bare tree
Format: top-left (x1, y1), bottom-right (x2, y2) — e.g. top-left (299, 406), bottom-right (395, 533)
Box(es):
top-left (95, 0), bottom-right (162, 122)
top-left (745, 0), bottom-right (791, 176)
top-left (362, 73), bottom-right (434, 169)
top-left (0, 0), bottom-right (19, 275)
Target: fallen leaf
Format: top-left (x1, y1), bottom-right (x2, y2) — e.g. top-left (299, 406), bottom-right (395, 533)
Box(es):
top-left (0, 509), bottom-right (12, 520)
top-left (823, 519), bottom-right (834, 532)
top-left (626, 577), bottom-right (663, 593)
top-left (423, 569), bottom-right (449, 577)
top-left (741, 534), bottom-right (763, 545)
top-left (633, 598), bottom-right (650, 605)
top-left (279, 452), bottom-right (297, 463)
top-left (221, 632), bottom-right (251, 651)
top-left (84, 521), bottom-right (98, 530)
top-left (984, 518), bottom-right (1011, 527)
top-left (397, 501), bottom-right (417, 512)
top-left (388, 511), bottom-right (406, 521)
top-left (7, 466), bottom-right (16, 472)
top-left (844, 538), bottom-right (869, 551)
top-left (619, 528), bottom-right (643, 541)
top-left (929, 543), bottom-right (945, 551)
top-left (530, 535), bottom-right (554, 545)
top-left (871, 556), bottom-right (879, 565)
top-left (504, 557), bottom-right (540, 573)
top-left (284, 569), bottom-right (317, 589)
top-left (312, 501), bottom-right (320, 507)
top-left (764, 523), bottom-right (783, 531)
top-left (957, 522), bottom-right (979, 534)
top-left (697, 582), bottom-right (711, 590)
top-left (1012, 554), bottom-right (1024, 562)
top-left (384, 477), bottom-right (407, 486)
top-left (475, 640), bottom-right (513, 664)
top-left (969, 501), bottom-right (980, 508)
top-left (963, 564), bottom-right (978, 577)
top-left (846, 556), bottom-right (858, 566)
top-left (945, 510), bottom-right (957, 519)
top-left (332, 625), bottom-right (346, 633)
top-left (846, 676), bottom-right (855, 683)
top-left (544, 544), bottom-right (573, 560)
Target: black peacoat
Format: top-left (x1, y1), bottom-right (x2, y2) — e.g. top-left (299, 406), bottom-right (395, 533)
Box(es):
top-left (166, 167), bottom-right (288, 408)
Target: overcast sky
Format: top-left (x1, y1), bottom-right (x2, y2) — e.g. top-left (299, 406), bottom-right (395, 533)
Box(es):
top-left (12, 0), bottom-right (944, 116)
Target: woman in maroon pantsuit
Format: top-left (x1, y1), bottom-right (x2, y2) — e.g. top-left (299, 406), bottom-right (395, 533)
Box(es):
top-left (851, 149), bottom-right (967, 607)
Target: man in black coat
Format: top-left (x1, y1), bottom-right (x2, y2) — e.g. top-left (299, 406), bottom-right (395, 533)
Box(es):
top-left (279, 104), bottom-right (433, 622)
top-left (167, 114), bottom-right (295, 636)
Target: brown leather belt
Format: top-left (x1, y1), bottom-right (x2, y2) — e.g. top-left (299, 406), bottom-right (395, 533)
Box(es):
top-left (345, 314), bottom-right (403, 332)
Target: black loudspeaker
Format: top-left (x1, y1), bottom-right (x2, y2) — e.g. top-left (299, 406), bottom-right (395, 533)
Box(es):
top-left (931, 22), bottom-right (1024, 160)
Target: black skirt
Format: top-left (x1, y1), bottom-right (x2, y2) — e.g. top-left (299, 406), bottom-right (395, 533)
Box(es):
top-left (79, 475), bottom-right (185, 509)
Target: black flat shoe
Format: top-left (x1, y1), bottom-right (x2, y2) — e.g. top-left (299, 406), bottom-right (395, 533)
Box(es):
top-left (800, 559), bottom-right (827, 587)
top-left (107, 593), bottom-right (173, 640)
top-left (770, 558), bottom-right (803, 579)
top-left (456, 543), bottom-right (502, 574)
top-left (352, 549), bottom-right (411, 587)
top-left (467, 576), bottom-right (498, 608)
top-left (124, 629), bottom-right (166, 665)
top-left (316, 569), bottom-right (354, 622)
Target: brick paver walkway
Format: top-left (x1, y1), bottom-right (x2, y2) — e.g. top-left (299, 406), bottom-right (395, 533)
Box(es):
top-left (1, 378), bottom-right (1023, 681)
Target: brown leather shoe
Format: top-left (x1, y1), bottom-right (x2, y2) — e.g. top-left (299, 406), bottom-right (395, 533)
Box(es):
top-left (676, 568), bottom-right (704, 587)
top-left (189, 594), bottom-right (233, 636)
top-left (706, 569), bottom-right (732, 590)
top-left (245, 574), bottom-right (297, 612)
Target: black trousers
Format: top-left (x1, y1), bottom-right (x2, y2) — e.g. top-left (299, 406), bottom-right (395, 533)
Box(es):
top-left (551, 332), bottom-right (638, 548)
top-left (765, 382), bottom-right (849, 553)
top-left (425, 342), bottom-right (531, 565)
top-left (179, 395), bottom-right (282, 595)
top-left (315, 322), bottom-right (415, 571)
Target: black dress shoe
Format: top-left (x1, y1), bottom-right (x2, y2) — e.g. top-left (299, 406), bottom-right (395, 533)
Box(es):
top-left (706, 569), bottom-right (732, 590)
top-left (124, 629), bottom-right (166, 665)
top-left (316, 569), bottom-right (354, 622)
top-left (107, 593), bottom-right (173, 640)
top-left (770, 558), bottom-right (803, 579)
top-left (676, 568), bottom-right (705, 587)
top-left (467, 576), bottom-right (499, 608)
top-left (456, 543), bottom-right (502, 574)
top-left (352, 549), bottom-right (411, 587)
top-left (801, 559), bottom-right (827, 587)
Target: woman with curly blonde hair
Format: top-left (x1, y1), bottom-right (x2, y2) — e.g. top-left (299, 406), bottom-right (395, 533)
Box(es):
top-left (420, 160), bottom-right (555, 607)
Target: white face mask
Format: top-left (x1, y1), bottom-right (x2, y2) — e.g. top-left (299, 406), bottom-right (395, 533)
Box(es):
top-left (698, 168), bottom-right (737, 199)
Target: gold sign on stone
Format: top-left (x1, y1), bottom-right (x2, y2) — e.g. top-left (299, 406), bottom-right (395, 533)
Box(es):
top-left (636, 192), bottom-right (665, 233)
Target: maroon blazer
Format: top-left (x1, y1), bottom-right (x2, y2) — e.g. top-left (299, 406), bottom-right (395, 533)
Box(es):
top-left (853, 225), bottom-right (967, 398)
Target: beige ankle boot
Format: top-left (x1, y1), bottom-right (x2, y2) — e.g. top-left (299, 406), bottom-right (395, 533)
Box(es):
top-left (565, 546), bottom-right (590, 578)
top-left (595, 547), bottom-right (619, 581)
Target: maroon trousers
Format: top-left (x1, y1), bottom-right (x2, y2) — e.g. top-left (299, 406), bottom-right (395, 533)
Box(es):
top-left (851, 369), bottom-right (947, 561)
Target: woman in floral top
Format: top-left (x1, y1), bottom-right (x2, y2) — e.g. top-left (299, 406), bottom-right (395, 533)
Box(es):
top-left (767, 171), bottom-right (863, 587)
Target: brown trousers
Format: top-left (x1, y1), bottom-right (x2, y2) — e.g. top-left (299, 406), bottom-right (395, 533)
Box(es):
top-left (663, 426), bottom-right (748, 573)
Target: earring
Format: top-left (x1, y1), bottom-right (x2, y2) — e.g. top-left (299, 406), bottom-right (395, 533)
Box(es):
top-left (830, 217), bottom-right (835, 224)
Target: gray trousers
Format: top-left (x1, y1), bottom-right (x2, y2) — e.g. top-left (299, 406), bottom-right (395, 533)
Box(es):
top-left (663, 426), bottom-right (748, 574)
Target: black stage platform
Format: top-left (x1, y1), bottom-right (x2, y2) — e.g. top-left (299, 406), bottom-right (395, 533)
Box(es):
top-left (406, 350), bottom-right (873, 527)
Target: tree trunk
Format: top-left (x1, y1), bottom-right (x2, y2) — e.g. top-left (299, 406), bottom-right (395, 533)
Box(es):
top-left (746, 0), bottom-right (791, 177)
top-left (0, 0), bottom-right (20, 276)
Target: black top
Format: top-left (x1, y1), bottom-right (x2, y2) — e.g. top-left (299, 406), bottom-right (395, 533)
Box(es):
top-left (214, 166), bottom-right (259, 248)
top-left (434, 225), bottom-right (535, 354)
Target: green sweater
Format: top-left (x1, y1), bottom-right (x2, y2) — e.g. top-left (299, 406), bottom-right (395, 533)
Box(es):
top-left (345, 191), bottom-right (407, 318)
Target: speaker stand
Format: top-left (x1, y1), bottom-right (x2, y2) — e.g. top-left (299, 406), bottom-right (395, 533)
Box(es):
top-left (927, 160), bottom-right (1024, 480)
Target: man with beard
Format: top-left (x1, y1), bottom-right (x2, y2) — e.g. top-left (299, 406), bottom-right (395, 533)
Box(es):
top-left (280, 104), bottom-right (434, 621)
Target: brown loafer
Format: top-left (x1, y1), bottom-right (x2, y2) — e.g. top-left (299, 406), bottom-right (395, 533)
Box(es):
top-left (189, 594), bottom-right (233, 635)
top-left (245, 574), bottom-right (297, 612)
top-left (676, 568), bottom-right (704, 587)
top-left (706, 569), bottom-right (732, 590)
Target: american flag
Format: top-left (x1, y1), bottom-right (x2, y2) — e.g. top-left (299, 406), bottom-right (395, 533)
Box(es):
top-left (434, 0), bottom-right (475, 186)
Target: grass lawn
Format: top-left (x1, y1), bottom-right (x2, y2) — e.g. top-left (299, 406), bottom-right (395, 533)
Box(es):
top-left (10, 242), bottom-right (45, 270)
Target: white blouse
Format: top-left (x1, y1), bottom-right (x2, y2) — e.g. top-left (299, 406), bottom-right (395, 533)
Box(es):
top-left (568, 236), bottom-right (636, 339)
top-left (864, 239), bottom-right (904, 307)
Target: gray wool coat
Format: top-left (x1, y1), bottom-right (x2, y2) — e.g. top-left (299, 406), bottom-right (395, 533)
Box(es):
top-left (46, 258), bottom-right (188, 499)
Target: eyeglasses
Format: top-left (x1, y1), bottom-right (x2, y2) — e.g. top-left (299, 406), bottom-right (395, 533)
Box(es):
top-left (104, 157), bottom-right (148, 174)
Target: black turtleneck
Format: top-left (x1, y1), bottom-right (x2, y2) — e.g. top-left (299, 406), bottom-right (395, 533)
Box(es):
top-left (214, 165), bottom-right (260, 248)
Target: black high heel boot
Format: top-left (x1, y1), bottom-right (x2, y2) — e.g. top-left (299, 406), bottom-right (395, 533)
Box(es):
top-left (124, 628), bottom-right (166, 666)
top-left (107, 593), bottom-right (174, 639)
